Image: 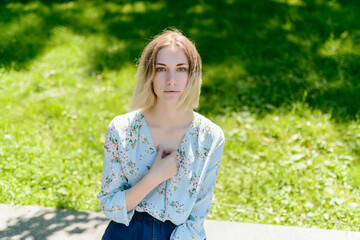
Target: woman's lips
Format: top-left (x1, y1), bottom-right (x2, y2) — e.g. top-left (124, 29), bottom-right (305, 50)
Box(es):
top-left (164, 91), bottom-right (179, 93)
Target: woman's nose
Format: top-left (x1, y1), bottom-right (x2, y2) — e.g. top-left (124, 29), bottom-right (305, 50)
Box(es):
top-left (167, 70), bottom-right (176, 85)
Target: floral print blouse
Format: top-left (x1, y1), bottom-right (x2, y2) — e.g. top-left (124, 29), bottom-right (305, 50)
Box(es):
top-left (97, 109), bottom-right (225, 240)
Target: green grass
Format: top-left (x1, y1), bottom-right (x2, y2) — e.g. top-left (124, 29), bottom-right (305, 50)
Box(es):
top-left (1, 0), bottom-right (359, 232)
top-left (210, 103), bottom-right (360, 230)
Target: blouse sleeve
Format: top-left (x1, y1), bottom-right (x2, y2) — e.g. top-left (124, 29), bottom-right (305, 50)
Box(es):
top-left (97, 119), bottom-right (135, 226)
top-left (170, 133), bottom-right (225, 240)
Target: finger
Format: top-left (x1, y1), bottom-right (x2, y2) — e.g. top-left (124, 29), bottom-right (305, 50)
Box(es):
top-left (157, 145), bottom-right (164, 154)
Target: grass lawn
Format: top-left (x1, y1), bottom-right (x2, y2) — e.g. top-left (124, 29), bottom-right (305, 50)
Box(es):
top-left (1, 0), bottom-right (359, 231)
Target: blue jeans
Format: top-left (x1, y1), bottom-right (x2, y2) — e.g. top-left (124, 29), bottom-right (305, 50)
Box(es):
top-left (102, 211), bottom-right (177, 240)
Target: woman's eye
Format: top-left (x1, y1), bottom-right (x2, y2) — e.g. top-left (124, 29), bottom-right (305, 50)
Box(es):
top-left (178, 68), bottom-right (187, 72)
top-left (156, 67), bottom-right (166, 72)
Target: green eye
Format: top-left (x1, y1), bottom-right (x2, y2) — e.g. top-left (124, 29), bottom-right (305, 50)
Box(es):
top-left (156, 67), bottom-right (166, 72)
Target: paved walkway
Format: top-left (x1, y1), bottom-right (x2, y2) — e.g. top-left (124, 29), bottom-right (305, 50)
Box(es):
top-left (0, 204), bottom-right (359, 240)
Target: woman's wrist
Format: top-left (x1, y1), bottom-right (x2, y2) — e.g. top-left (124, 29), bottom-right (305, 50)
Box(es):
top-left (125, 172), bottom-right (162, 212)
top-left (145, 171), bottom-right (164, 186)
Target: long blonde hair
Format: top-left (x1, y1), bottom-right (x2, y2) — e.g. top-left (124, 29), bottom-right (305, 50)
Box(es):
top-left (126, 28), bottom-right (202, 111)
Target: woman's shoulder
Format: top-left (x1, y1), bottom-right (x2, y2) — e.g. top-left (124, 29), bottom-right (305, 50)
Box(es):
top-left (108, 109), bottom-right (142, 132)
top-left (194, 112), bottom-right (225, 145)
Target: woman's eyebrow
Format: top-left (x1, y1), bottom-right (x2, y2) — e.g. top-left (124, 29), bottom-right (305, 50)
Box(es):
top-left (155, 63), bottom-right (189, 66)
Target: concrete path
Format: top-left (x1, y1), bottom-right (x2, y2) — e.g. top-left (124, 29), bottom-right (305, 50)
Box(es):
top-left (0, 204), bottom-right (359, 240)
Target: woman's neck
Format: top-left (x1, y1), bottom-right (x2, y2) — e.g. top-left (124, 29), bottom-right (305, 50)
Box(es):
top-left (142, 104), bottom-right (194, 130)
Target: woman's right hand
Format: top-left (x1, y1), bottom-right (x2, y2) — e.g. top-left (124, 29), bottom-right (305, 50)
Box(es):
top-left (147, 144), bottom-right (178, 183)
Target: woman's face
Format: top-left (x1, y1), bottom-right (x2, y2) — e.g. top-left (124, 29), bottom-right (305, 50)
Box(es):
top-left (152, 45), bottom-right (189, 104)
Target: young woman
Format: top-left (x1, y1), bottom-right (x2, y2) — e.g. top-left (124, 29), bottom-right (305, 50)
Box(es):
top-left (98, 29), bottom-right (225, 240)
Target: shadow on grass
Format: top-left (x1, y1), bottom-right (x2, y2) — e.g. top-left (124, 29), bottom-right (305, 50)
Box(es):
top-left (0, 0), bottom-right (359, 121)
top-left (0, 205), bottom-right (108, 239)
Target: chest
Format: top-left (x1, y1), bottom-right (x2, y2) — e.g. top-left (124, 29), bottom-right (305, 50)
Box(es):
top-left (148, 126), bottom-right (188, 150)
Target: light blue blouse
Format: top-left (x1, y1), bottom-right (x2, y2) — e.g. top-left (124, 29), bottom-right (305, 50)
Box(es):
top-left (97, 109), bottom-right (225, 240)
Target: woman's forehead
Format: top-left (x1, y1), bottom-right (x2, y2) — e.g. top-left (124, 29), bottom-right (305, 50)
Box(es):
top-left (156, 46), bottom-right (188, 64)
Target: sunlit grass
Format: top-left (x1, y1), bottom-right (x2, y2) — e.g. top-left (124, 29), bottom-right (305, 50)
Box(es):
top-left (209, 102), bottom-right (360, 231)
top-left (0, 21), bottom-right (136, 210)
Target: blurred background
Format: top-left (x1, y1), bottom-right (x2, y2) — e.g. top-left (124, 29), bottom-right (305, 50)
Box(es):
top-left (0, 0), bottom-right (359, 231)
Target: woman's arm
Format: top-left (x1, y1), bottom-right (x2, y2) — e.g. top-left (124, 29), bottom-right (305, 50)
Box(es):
top-left (124, 172), bottom-right (161, 211)
top-left (126, 144), bottom-right (178, 211)
top-left (170, 131), bottom-right (225, 240)
top-left (98, 119), bottom-right (178, 220)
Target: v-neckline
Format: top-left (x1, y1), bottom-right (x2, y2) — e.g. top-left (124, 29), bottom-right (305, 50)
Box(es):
top-left (138, 109), bottom-right (197, 152)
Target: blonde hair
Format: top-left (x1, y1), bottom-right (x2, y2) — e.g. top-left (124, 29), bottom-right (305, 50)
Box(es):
top-left (126, 28), bottom-right (202, 111)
